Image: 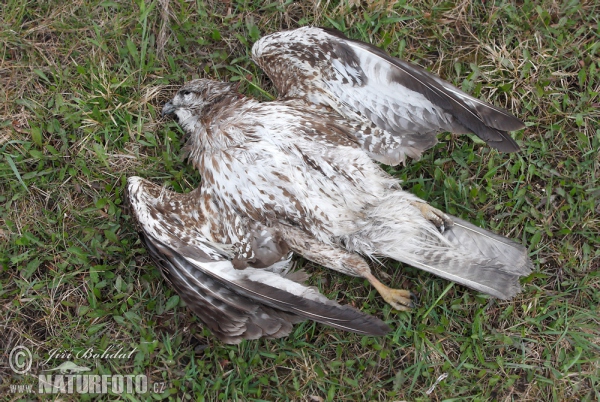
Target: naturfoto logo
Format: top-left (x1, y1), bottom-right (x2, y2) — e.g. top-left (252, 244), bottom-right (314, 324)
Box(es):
top-left (38, 373), bottom-right (148, 394)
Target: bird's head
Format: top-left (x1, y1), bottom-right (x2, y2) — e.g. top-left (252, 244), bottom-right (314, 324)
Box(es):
top-left (162, 79), bottom-right (238, 124)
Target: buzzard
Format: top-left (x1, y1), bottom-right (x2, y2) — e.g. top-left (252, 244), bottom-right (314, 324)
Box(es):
top-left (127, 27), bottom-right (532, 343)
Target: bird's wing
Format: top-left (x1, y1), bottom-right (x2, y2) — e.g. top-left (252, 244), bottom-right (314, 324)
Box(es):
top-left (126, 177), bottom-right (389, 343)
top-left (252, 27), bottom-right (525, 164)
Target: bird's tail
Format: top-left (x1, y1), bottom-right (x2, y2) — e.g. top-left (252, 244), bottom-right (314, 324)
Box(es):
top-left (344, 192), bottom-right (532, 299)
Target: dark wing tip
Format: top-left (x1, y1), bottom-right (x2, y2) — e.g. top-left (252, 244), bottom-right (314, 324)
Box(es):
top-left (469, 122), bottom-right (523, 152)
top-left (367, 318), bottom-right (392, 336)
top-left (485, 132), bottom-right (521, 152)
top-left (476, 104), bottom-right (526, 132)
top-left (236, 278), bottom-right (391, 336)
top-left (497, 115), bottom-right (526, 132)
top-left (472, 111), bottom-right (525, 151)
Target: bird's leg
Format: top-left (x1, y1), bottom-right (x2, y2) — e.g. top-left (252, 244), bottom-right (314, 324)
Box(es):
top-left (278, 225), bottom-right (415, 311)
top-left (360, 272), bottom-right (415, 311)
top-left (411, 201), bottom-right (453, 233)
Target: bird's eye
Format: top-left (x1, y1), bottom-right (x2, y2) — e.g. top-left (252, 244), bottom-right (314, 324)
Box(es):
top-left (181, 90), bottom-right (191, 96)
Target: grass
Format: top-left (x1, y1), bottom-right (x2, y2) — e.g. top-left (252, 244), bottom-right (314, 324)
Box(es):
top-left (1, 0), bottom-right (598, 400)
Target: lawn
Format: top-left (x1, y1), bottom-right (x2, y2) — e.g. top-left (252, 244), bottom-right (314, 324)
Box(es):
top-left (1, 0), bottom-right (599, 400)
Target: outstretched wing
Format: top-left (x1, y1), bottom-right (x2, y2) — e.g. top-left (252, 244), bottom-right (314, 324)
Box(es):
top-left (126, 176), bottom-right (390, 343)
top-left (252, 27), bottom-right (525, 165)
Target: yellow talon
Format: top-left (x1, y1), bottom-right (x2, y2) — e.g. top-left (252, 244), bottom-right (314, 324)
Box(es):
top-left (364, 272), bottom-right (415, 311)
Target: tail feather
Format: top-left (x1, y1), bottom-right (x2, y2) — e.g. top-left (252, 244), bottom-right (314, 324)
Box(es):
top-left (397, 250), bottom-right (525, 299)
top-left (445, 217), bottom-right (533, 276)
top-left (350, 192), bottom-right (532, 299)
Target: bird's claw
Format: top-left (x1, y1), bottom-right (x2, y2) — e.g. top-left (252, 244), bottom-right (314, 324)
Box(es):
top-left (380, 287), bottom-right (416, 311)
top-left (364, 272), bottom-right (416, 311)
top-left (411, 202), bottom-right (453, 233)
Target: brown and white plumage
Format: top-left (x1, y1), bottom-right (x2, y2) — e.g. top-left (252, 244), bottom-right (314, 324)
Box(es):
top-left (252, 27), bottom-right (525, 165)
top-left (126, 177), bottom-right (390, 343)
top-left (129, 27), bottom-right (531, 343)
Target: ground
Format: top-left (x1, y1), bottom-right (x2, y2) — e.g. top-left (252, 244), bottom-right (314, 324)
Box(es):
top-left (1, 0), bottom-right (599, 400)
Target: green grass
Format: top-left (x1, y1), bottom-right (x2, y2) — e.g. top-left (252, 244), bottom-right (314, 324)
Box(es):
top-left (1, 0), bottom-right (599, 400)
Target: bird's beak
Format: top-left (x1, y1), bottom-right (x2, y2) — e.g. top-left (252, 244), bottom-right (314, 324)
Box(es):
top-left (162, 101), bottom-right (175, 117)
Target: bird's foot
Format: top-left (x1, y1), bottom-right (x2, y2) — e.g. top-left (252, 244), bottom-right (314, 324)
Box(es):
top-left (411, 202), bottom-right (453, 233)
top-left (379, 286), bottom-right (416, 311)
top-left (364, 272), bottom-right (416, 311)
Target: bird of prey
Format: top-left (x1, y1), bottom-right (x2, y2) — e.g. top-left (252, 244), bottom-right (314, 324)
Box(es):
top-left (127, 27), bottom-right (532, 343)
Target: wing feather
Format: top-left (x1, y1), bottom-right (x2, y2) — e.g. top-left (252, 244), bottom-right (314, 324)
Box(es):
top-left (126, 176), bottom-right (390, 343)
top-left (252, 27), bottom-right (525, 161)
